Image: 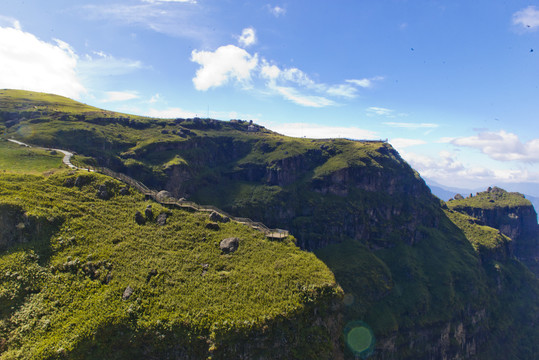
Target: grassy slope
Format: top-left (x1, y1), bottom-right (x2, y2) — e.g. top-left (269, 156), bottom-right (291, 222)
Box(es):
top-left (0, 140), bottom-right (64, 174)
top-left (0, 171), bottom-right (341, 357)
top-left (2, 90), bottom-right (539, 359)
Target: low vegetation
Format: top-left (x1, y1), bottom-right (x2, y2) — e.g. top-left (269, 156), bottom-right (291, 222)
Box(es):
top-left (448, 186), bottom-right (532, 210)
top-left (0, 171), bottom-right (341, 359)
top-left (2, 89), bottom-right (539, 359)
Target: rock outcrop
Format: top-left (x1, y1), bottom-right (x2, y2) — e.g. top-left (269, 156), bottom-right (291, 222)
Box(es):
top-left (448, 187), bottom-right (539, 276)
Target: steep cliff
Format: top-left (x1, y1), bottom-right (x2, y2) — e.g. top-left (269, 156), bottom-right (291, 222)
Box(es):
top-left (448, 186), bottom-right (539, 276)
top-left (2, 90), bottom-right (539, 359)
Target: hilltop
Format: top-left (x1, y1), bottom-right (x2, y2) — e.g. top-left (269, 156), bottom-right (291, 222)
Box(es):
top-left (1, 89), bottom-right (539, 359)
top-left (448, 187), bottom-right (539, 276)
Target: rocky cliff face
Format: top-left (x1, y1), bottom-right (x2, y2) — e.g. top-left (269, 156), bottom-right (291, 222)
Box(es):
top-left (0, 203), bottom-right (60, 250)
top-left (158, 138), bottom-right (439, 250)
top-left (448, 187), bottom-right (539, 276)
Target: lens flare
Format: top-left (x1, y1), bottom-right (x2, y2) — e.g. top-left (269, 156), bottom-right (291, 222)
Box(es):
top-left (344, 321), bottom-right (375, 358)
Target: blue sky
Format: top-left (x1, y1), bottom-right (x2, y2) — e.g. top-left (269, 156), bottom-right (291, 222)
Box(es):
top-left (2, 1), bottom-right (539, 193)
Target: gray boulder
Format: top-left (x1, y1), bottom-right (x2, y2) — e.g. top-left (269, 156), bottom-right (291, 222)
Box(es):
top-left (156, 213), bottom-right (168, 226)
top-left (220, 237), bottom-right (240, 254)
top-left (156, 190), bottom-right (174, 202)
top-left (209, 211), bottom-right (230, 223)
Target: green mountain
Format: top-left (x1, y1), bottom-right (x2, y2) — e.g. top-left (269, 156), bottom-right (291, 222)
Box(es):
top-left (1, 89), bottom-right (539, 359)
top-left (447, 187), bottom-right (539, 277)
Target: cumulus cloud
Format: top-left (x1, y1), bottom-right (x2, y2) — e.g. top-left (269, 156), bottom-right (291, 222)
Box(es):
top-left (0, 24), bottom-right (85, 99)
top-left (400, 147), bottom-right (539, 189)
top-left (101, 91), bottom-right (139, 102)
top-left (449, 130), bottom-right (539, 162)
top-left (384, 121), bottom-right (438, 128)
top-left (191, 45), bottom-right (258, 90)
top-left (267, 122), bottom-right (376, 139)
top-left (238, 27), bottom-right (256, 47)
top-left (513, 6), bottom-right (539, 30)
top-left (267, 5), bottom-right (286, 17)
top-left (190, 29), bottom-right (381, 107)
top-left (0, 15), bottom-right (21, 30)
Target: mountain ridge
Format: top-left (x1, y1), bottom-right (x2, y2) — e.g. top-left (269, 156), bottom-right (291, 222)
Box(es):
top-left (1, 89), bottom-right (539, 359)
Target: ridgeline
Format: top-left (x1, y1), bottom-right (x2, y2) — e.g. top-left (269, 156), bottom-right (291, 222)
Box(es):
top-left (1, 89), bottom-right (538, 359)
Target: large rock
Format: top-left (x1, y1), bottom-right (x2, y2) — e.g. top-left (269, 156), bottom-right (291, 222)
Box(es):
top-left (156, 213), bottom-right (168, 226)
top-left (156, 190), bottom-right (174, 202)
top-left (145, 205), bottom-right (153, 220)
top-left (206, 222), bottom-right (220, 231)
top-left (209, 211), bottom-right (230, 223)
top-left (97, 184), bottom-right (111, 200)
top-left (134, 211), bottom-right (145, 225)
top-left (220, 237), bottom-right (239, 254)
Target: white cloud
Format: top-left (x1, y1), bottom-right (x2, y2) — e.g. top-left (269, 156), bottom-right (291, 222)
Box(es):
top-left (326, 84), bottom-right (358, 98)
top-left (449, 130), bottom-right (539, 163)
top-left (83, 2), bottom-right (208, 42)
top-left (401, 149), bottom-right (539, 189)
top-left (147, 107), bottom-right (197, 118)
top-left (266, 122), bottom-right (376, 139)
top-left (272, 86), bottom-right (335, 107)
top-left (346, 77), bottom-right (383, 88)
top-left (384, 121), bottom-right (439, 129)
top-left (346, 79), bottom-right (371, 88)
top-left (368, 107), bottom-right (394, 116)
top-left (267, 5), bottom-right (286, 17)
top-left (149, 93), bottom-right (161, 103)
top-left (513, 6), bottom-right (539, 30)
top-left (0, 24), bottom-right (85, 99)
top-left (260, 63), bottom-right (281, 80)
top-left (101, 91), bottom-right (139, 102)
top-left (190, 32), bottom-right (382, 107)
top-left (79, 52), bottom-right (143, 78)
top-left (191, 45), bottom-right (258, 91)
top-left (390, 138), bottom-right (426, 149)
top-left (0, 15), bottom-right (21, 30)
top-left (238, 27), bottom-right (256, 47)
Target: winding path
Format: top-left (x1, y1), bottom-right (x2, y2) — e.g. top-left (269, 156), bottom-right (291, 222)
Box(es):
top-left (7, 138), bottom-right (288, 239)
top-left (7, 138), bottom-right (94, 171)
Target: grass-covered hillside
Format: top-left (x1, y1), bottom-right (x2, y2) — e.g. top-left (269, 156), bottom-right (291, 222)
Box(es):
top-left (0, 89), bottom-right (436, 250)
top-left (0, 167), bottom-right (342, 359)
top-left (0, 139), bottom-right (64, 174)
top-left (2, 89), bottom-right (539, 359)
